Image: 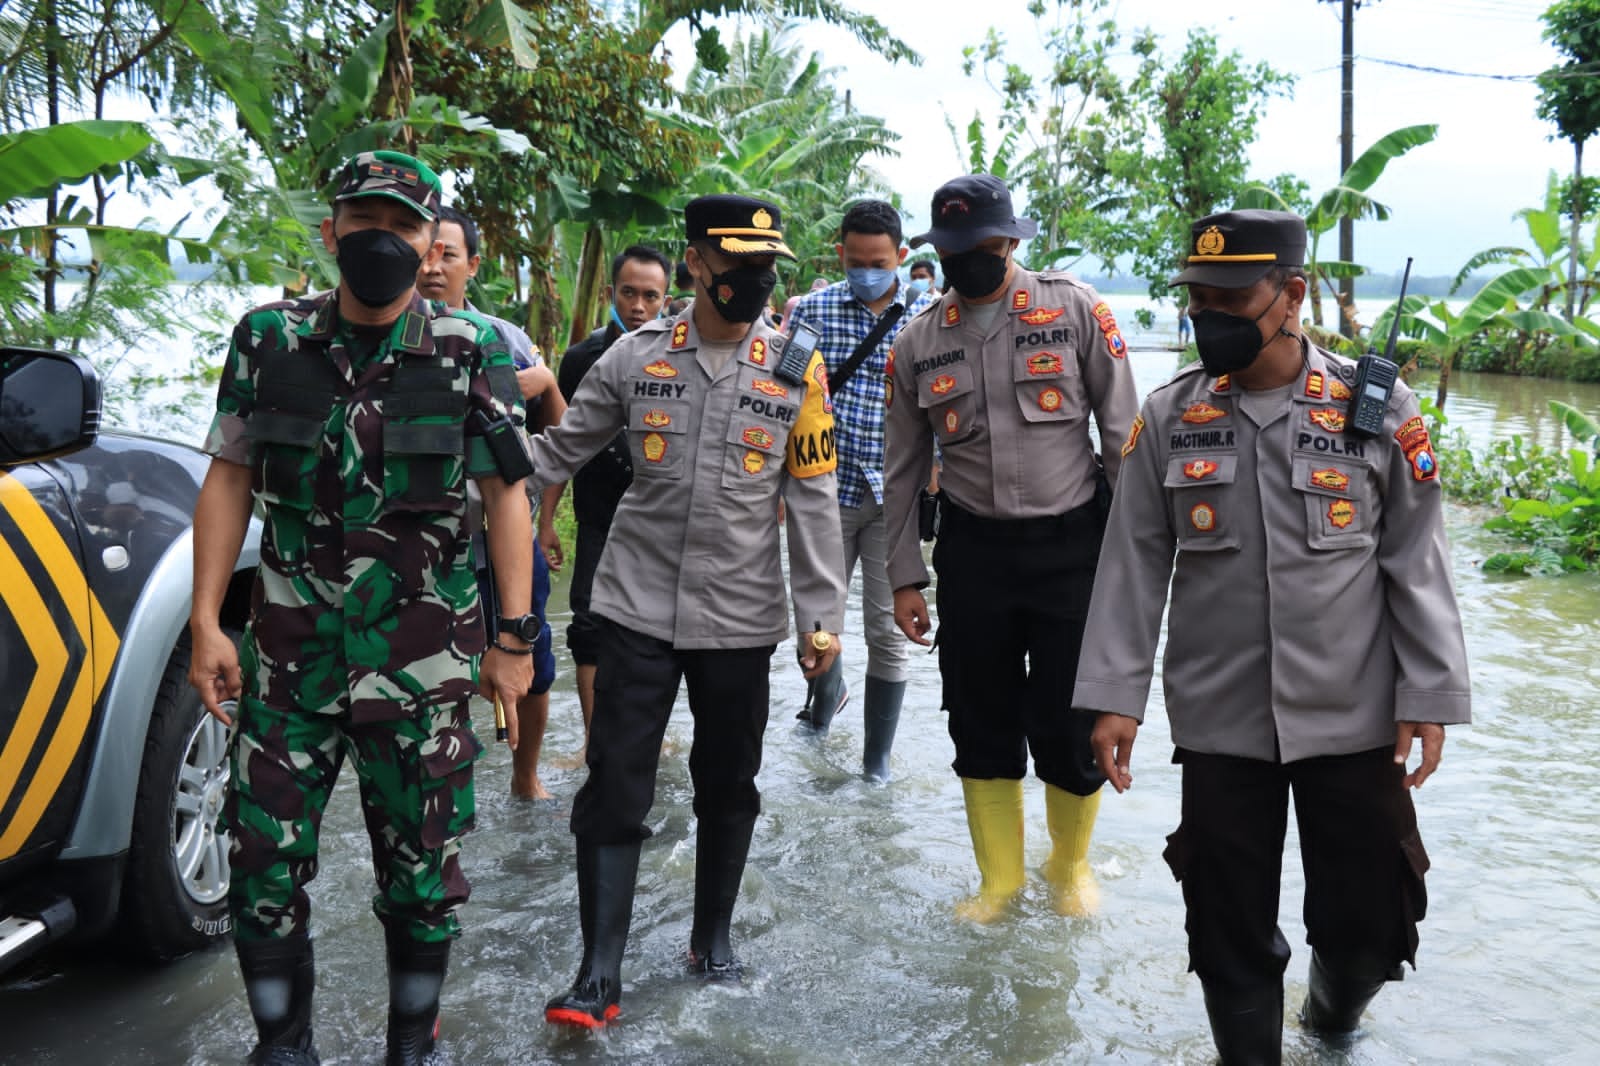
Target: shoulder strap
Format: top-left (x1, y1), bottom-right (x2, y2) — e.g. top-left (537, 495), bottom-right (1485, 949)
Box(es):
top-left (826, 302), bottom-right (905, 396)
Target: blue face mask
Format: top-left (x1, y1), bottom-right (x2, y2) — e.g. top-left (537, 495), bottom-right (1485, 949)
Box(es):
top-left (846, 266), bottom-right (897, 303)
top-left (908, 277), bottom-right (932, 296)
top-left (610, 304), bottom-right (631, 333)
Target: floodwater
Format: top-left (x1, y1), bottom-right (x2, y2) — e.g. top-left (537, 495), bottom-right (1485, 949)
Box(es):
top-left (3, 329), bottom-right (1600, 1065)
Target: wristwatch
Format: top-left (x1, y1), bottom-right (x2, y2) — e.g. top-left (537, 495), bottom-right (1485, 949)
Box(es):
top-left (497, 613), bottom-right (541, 642)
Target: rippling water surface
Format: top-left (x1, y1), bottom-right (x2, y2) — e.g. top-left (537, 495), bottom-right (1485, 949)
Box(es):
top-left (3, 344), bottom-right (1598, 1065)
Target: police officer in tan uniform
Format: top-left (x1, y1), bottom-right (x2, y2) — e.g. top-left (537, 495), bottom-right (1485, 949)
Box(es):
top-left (1075, 210), bottom-right (1471, 1064)
top-left (523, 194), bottom-right (847, 1029)
top-left (883, 174), bottom-right (1140, 923)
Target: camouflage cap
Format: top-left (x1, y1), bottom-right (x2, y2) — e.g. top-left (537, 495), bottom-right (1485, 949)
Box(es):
top-left (334, 150), bottom-right (443, 221)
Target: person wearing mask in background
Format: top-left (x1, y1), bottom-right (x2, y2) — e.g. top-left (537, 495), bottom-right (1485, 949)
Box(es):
top-left (882, 174), bottom-right (1139, 923)
top-left (549, 244), bottom-right (671, 764)
top-left (527, 195), bottom-right (847, 1029)
top-left (189, 151), bottom-right (534, 1066)
top-left (418, 204), bottom-right (567, 803)
top-left (787, 199), bottom-right (933, 780)
top-left (1076, 210), bottom-right (1471, 1064)
top-left (908, 258), bottom-right (939, 298)
top-left (1178, 304), bottom-right (1192, 348)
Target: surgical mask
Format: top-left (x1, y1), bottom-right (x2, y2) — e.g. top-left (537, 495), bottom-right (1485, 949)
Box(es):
top-left (336, 228), bottom-right (421, 307)
top-left (609, 304), bottom-right (630, 333)
top-left (706, 264), bottom-right (777, 323)
top-left (1191, 283), bottom-right (1292, 377)
top-left (846, 266), bottom-right (897, 303)
top-left (907, 277), bottom-right (932, 297)
top-left (939, 249), bottom-right (1008, 299)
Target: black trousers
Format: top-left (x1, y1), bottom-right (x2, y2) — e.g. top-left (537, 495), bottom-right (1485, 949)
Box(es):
top-left (930, 499), bottom-right (1105, 794)
top-left (564, 522), bottom-right (610, 667)
top-left (569, 619), bottom-right (776, 843)
top-left (1163, 746), bottom-right (1431, 996)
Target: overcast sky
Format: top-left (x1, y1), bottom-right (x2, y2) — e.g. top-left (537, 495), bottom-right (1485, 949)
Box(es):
top-left (667, 0), bottom-right (1569, 280)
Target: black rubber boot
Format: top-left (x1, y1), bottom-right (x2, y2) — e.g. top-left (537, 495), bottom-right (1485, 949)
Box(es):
top-left (688, 816), bottom-right (756, 977)
top-left (1299, 950), bottom-right (1391, 1035)
top-left (544, 838), bottom-right (642, 1029)
top-left (1202, 981), bottom-right (1283, 1066)
top-left (384, 927), bottom-right (451, 1065)
top-left (861, 676), bottom-right (906, 782)
top-left (236, 934), bottom-right (320, 1066)
top-left (796, 657), bottom-right (848, 733)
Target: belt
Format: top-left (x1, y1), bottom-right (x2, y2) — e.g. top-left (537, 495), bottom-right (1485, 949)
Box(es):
top-left (938, 496), bottom-right (1100, 542)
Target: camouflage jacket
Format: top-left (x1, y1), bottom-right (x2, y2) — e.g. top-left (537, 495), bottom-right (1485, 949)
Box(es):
top-left (204, 289), bottom-right (523, 723)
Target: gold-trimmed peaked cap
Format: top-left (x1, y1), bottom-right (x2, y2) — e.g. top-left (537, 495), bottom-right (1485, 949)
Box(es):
top-left (1169, 209), bottom-right (1306, 289)
top-left (685, 194), bottom-right (797, 260)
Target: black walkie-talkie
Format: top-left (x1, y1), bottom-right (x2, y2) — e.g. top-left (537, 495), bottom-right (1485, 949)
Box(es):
top-left (1347, 257), bottom-right (1413, 439)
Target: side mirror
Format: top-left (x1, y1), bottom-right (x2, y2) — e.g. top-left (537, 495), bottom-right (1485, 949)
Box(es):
top-left (0, 347), bottom-right (101, 465)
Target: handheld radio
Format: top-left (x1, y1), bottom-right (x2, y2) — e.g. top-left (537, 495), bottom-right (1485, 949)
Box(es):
top-left (775, 320), bottom-right (824, 385)
top-left (1347, 257), bottom-right (1413, 439)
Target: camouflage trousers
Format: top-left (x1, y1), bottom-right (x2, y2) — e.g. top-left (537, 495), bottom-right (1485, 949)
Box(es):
top-left (225, 694), bottom-right (482, 944)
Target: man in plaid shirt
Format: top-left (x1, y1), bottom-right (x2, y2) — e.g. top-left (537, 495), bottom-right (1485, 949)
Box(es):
top-left (790, 200), bottom-right (934, 780)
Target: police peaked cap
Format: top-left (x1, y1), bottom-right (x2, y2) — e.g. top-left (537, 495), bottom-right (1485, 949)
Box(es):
top-left (686, 194), bottom-right (797, 260)
top-left (1169, 209), bottom-right (1307, 288)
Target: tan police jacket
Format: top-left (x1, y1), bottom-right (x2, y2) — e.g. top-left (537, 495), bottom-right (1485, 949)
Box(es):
top-left (525, 305), bottom-right (847, 649)
top-left (882, 267), bottom-right (1141, 590)
top-left (1072, 340), bottom-right (1472, 763)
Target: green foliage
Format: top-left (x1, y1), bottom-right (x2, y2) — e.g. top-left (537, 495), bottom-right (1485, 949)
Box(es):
top-left (1536, 0), bottom-right (1600, 147)
top-left (1433, 426), bottom-right (1565, 505)
top-left (1478, 400), bottom-right (1600, 574)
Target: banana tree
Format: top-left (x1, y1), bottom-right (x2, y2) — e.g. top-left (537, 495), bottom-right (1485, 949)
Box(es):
top-left (1371, 265), bottom-right (1588, 412)
top-left (1237, 124), bottom-right (1438, 331)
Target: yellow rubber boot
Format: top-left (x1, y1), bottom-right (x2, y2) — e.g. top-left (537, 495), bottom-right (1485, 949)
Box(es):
top-left (954, 778), bottom-right (1025, 924)
top-left (1041, 784), bottom-right (1101, 917)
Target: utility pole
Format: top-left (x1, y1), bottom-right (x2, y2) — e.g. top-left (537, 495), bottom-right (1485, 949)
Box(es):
top-left (1339, 0), bottom-right (1355, 337)
top-left (1320, 0), bottom-right (1367, 338)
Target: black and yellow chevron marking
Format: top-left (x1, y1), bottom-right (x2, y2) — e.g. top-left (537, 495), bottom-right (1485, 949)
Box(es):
top-left (0, 472), bottom-right (119, 862)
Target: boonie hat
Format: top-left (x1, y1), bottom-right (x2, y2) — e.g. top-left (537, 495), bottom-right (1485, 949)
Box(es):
top-left (334, 150), bottom-right (443, 221)
top-left (1169, 209), bottom-right (1306, 288)
top-left (685, 194), bottom-right (797, 260)
top-left (909, 174), bottom-right (1038, 252)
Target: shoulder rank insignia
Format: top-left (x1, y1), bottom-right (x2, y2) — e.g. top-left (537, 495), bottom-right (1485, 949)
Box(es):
top-left (670, 322), bottom-right (690, 350)
top-left (1011, 289), bottom-right (1030, 311)
top-left (749, 337), bottom-right (767, 366)
top-left (1305, 370), bottom-right (1325, 399)
top-left (944, 304), bottom-right (961, 326)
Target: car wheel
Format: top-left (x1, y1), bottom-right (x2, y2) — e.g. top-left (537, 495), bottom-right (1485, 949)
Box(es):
top-left (122, 630), bottom-right (236, 960)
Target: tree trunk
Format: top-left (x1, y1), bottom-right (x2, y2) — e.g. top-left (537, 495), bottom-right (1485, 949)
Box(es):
top-left (43, 0), bottom-right (62, 318)
top-left (568, 223), bottom-right (605, 349)
top-left (1568, 138), bottom-right (1583, 323)
top-left (1309, 270), bottom-right (1325, 328)
top-left (1434, 345), bottom-right (1453, 414)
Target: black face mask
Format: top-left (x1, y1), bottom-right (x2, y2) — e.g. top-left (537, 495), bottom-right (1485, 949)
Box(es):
top-left (337, 227), bottom-right (422, 308)
top-left (939, 249), bottom-right (1009, 299)
top-left (703, 263), bottom-right (777, 323)
top-left (1191, 283), bottom-right (1292, 377)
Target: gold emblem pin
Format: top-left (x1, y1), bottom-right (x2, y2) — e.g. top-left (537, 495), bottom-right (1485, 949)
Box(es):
top-left (752, 208), bottom-right (773, 229)
top-left (1195, 225), bottom-right (1225, 256)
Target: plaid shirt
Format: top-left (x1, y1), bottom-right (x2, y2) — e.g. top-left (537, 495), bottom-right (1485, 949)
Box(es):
top-left (789, 279), bottom-right (934, 508)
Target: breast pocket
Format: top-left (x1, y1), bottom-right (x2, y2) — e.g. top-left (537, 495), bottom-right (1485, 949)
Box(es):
top-left (918, 361), bottom-right (979, 445)
top-left (381, 365), bottom-right (468, 514)
top-left (720, 414), bottom-right (789, 492)
top-left (1011, 348), bottom-right (1082, 424)
top-left (1164, 454), bottom-right (1240, 552)
top-left (246, 412), bottom-right (323, 512)
top-left (627, 398), bottom-right (689, 480)
top-left (1292, 456), bottom-right (1375, 550)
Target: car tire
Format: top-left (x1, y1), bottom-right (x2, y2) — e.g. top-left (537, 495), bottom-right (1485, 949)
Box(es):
top-left (122, 629), bottom-right (237, 961)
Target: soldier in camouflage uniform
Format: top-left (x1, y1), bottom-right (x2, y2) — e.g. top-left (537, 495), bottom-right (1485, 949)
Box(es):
top-left (188, 150), bottom-right (535, 1066)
